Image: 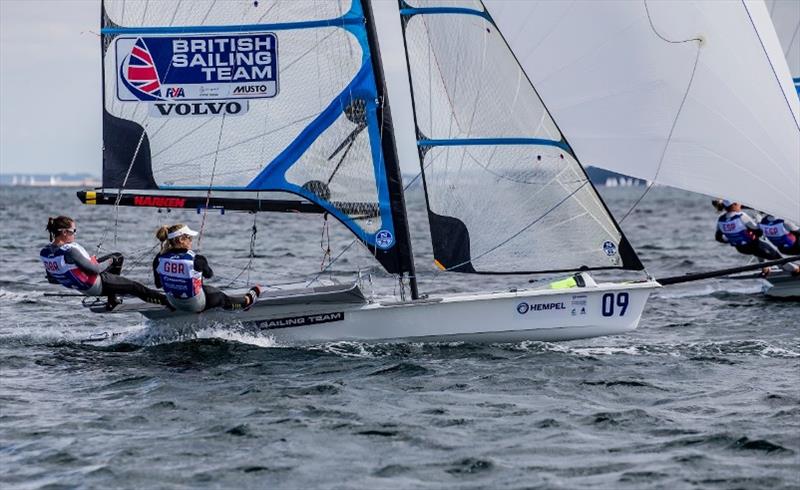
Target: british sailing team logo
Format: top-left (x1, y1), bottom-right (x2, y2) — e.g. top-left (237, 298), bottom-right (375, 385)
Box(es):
top-left (115, 33), bottom-right (279, 116)
top-left (602, 240), bottom-right (618, 257)
top-left (124, 38), bottom-right (162, 100)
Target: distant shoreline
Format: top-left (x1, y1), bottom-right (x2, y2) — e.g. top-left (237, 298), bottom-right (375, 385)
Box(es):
top-left (0, 173), bottom-right (100, 188)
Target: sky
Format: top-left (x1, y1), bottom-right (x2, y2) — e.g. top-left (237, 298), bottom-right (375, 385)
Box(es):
top-left (0, 0), bottom-right (420, 176)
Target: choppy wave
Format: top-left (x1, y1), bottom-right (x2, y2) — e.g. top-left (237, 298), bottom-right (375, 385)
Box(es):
top-left (3, 186), bottom-right (798, 489)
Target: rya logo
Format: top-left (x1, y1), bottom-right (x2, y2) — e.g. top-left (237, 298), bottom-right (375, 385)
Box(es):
top-left (165, 87), bottom-right (185, 98)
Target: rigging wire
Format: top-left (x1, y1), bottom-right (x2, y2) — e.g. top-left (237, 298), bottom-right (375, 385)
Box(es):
top-left (303, 163), bottom-right (426, 288)
top-left (222, 211), bottom-right (260, 289)
top-left (197, 113), bottom-right (228, 248)
top-left (93, 129), bottom-right (148, 256)
top-left (618, 0), bottom-right (703, 224)
top-left (95, 7), bottom-right (186, 255)
top-left (319, 213), bottom-right (333, 274)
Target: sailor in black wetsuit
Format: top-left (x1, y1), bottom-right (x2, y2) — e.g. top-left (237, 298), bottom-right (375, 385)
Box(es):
top-left (714, 201), bottom-right (799, 275)
top-left (152, 224), bottom-right (260, 313)
top-left (40, 216), bottom-right (166, 309)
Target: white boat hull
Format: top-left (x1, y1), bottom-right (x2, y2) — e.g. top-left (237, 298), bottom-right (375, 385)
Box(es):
top-left (763, 271), bottom-right (800, 299)
top-left (105, 279), bottom-right (660, 344)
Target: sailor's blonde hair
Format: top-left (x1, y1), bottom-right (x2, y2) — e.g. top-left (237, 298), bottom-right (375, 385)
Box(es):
top-left (156, 223), bottom-right (189, 254)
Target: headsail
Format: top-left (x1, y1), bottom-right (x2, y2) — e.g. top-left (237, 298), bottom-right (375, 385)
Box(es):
top-left (398, 1), bottom-right (642, 274)
top-left (487, 0), bottom-right (800, 223)
top-left (98, 0), bottom-right (414, 274)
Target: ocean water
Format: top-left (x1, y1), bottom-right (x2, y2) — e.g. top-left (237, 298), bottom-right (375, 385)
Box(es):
top-left (1, 185), bottom-right (798, 489)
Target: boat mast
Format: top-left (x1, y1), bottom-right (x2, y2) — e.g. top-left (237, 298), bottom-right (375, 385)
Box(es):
top-left (362, 0), bottom-right (419, 299)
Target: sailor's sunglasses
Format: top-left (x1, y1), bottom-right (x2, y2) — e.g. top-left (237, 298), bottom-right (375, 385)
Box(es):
top-left (61, 228), bottom-right (77, 235)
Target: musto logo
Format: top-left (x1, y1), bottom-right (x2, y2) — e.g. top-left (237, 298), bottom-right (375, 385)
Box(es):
top-left (516, 301), bottom-right (565, 314)
top-left (115, 33), bottom-right (278, 111)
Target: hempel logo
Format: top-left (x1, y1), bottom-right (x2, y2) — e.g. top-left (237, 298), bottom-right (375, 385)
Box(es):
top-left (516, 302), bottom-right (566, 314)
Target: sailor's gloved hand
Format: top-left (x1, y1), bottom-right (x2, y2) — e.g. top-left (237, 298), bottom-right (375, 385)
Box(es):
top-left (45, 273), bottom-right (59, 284)
top-left (99, 252), bottom-right (125, 275)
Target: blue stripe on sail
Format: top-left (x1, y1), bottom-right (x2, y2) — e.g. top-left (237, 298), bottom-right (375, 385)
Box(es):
top-left (154, 0), bottom-right (395, 253)
top-left (399, 7), bottom-right (490, 21)
top-left (417, 138), bottom-right (570, 152)
top-left (101, 16), bottom-right (361, 35)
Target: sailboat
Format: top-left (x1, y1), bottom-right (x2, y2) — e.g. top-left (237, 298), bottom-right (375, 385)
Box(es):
top-left (77, 0), bottom-right (665, 343)
top-left (485, 0), bottom-right (800, 299)
top-left (77, 0), bottom-right (795, 345)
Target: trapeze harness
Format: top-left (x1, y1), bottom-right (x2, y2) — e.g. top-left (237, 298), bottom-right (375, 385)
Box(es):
top-left (39, 243), bottom-right (102, 296)
top-left (717, 213), bottom-right (758, 247)
top-left (155, 250), bottom-right (206, 312)
top-left (759, 217), bottom-right (798, 253)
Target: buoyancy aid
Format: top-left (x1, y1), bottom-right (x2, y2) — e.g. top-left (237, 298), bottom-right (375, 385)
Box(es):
top-left (717, 213), bottom-right (757, 246)
top-left (760, 217), bottom-right (797, 251)
top-left (39, 243), bottom-right (101, 293)
top-left (156, 251), bottom-right (204, 299)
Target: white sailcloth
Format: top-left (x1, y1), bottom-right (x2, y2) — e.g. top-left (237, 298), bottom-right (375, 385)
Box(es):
top-left (486, 0), bottom-right (800, 223)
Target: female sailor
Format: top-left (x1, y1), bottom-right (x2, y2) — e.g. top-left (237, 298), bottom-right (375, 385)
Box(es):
top-left (714, 202), bottom-right (799, 275)
top-left (152, 224), bottom-right (261, 313)
top-left (759, 215), bottom-right (800, 256)
top-left (40, 216), bottom-right (167, 309)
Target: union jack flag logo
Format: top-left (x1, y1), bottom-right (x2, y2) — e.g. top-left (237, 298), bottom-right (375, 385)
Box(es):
top-left (125, 38), bottom-right (162, 98)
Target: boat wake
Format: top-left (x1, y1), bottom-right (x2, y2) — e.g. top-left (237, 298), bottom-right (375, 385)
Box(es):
top-left (653, 282), bottom-right (762, 299)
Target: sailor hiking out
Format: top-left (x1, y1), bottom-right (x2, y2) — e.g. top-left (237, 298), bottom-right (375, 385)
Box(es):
top-left (759, 215), bottom-right (800, 256)
top-left (714, 201), bottom-right (799, 275)
top-left (40, 216), bottom-right (167, 309)
top-left (153, 224), bottom-right (261, 313)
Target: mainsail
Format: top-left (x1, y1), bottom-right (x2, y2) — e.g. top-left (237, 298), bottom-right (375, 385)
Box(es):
top-left (97, 0), bottom-right (414, 275)
top-left (486, 0), bottom-right (800, 223)
top-left (398, 1), bottom-right (642, 274)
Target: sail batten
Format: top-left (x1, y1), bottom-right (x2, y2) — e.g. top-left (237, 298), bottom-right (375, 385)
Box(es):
top-left (100, 17), bottom-right (363, 35)
top-left (418, 138), bottom-right (570, 151)
top-left (399, 7), bottom-right (490, 19)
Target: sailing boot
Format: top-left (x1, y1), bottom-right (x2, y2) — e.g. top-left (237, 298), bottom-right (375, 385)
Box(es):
top-left (244, 286), bottom-right (262, 311)
top-left (105, 294), bottom-right (121, 311)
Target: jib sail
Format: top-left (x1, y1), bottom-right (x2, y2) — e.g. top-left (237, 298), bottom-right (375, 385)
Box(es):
top-left (398, 1), bottom-right (642, 274)
top-left (99, 0), bottom-right (414, 274)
